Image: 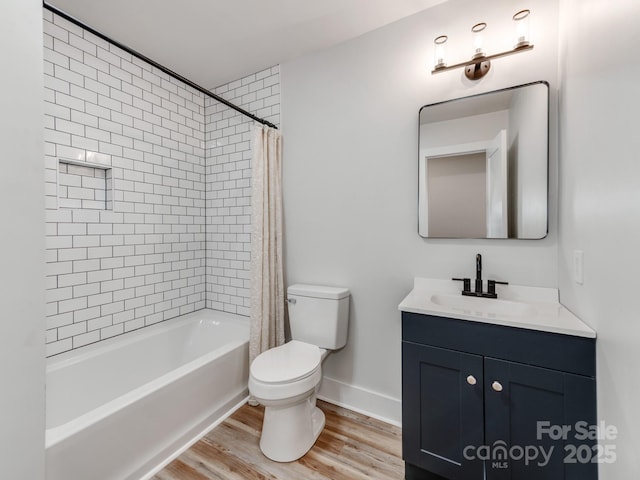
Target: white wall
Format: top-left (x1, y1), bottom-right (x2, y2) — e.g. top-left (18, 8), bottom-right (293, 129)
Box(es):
top-left (421, 110), bottom-right (509, 148)
top-left (508, 85), bottom-right (548, 237)
top-left (0, 0), bottom-right (46, 478)
top-left (558, 0), bottom-right (640, 477)
top-left (281, 0), bottom-right (559, 421)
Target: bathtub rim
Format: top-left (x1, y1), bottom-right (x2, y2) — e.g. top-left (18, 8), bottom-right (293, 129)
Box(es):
top-left (47, 308), bottom-right (248, 371)
top-left (45, 309), bottom-right (249, 449)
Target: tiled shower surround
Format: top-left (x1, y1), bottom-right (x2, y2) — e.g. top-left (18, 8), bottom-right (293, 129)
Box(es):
top-left (204, 68), bottom-right (280, 314)
top-left (43, 9), bottom-right (280, 356)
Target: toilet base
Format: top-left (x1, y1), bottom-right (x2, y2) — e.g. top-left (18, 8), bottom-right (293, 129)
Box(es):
top-left (259, 393), bottom-right (326, 462)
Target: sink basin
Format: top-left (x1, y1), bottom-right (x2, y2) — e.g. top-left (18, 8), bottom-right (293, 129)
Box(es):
top-left (430, 294), bottom-right (535, 318)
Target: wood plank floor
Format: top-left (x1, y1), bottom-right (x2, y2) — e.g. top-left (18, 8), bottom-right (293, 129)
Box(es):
top-left (153, 400), bottom-right (404, 480)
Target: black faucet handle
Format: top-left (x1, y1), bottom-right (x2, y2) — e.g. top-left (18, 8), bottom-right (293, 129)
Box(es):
top-left (475, 254), bottom-right (483, 293)
top-left (452, 277), bottom-right (471, 293)
top-left (487, 279), bottom-right (509, 295)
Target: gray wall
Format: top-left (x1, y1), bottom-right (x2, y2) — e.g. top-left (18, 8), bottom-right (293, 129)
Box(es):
top-left (281, 0), bottom-right (559, 422)
top-left (0, 0), bottom-right (45, 477)
top-left (427, 153), bottom-right (486, 238)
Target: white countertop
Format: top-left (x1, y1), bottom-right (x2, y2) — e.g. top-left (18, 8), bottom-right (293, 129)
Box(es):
top-left (398, 278), bottom-right (596, 339)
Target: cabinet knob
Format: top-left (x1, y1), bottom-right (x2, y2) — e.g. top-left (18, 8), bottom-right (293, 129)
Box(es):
top-left (466, 375), bottom-right (477, 386)
top-left (492, 381), bottom-right (503, 392)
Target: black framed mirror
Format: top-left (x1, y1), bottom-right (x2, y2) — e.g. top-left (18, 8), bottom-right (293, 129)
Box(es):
top-left (418, 81), bottom-right (549, 239)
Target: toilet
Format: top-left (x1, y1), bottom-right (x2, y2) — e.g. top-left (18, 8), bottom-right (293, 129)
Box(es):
top-left (248, 284), bottom-right (350, 462)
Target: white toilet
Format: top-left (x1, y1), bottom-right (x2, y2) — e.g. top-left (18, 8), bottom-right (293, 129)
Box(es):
top-left (248, 284), bottom-right (350, 462)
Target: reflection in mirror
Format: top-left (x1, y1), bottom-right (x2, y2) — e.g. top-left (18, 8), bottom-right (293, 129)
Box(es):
top-left (418, 81), bottom-right (549, 239)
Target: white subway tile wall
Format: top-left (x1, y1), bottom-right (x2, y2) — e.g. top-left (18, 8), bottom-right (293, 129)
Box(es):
top-left (204, 67), bottom-right (280, 315)
top-left (44, 10), bottom-right (207, 356)
top-left (43, 9), bottom-right (281, 356)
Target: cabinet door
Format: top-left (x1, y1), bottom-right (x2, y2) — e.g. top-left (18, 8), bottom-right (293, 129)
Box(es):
top-left (402, 342), bottom-right (484, 479)
top-left (484, 358), bottom-right (597, 480)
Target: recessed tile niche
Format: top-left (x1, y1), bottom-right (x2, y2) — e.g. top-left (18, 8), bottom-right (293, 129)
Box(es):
top-left (58, 160), bottom-right (113, 210)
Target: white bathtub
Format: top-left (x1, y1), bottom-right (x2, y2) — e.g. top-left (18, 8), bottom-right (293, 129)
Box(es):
top-left (45, 309), bottom-right (250, 480)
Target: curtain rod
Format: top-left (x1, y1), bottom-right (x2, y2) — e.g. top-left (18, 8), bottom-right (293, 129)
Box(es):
top-left (42, 2), bottom-right (278, 130)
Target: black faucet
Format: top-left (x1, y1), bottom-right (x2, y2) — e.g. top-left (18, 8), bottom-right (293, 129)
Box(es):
top-left (475, 253), bottom-right (483, 294)
top-left (452, 254), bottom-right (508, 299)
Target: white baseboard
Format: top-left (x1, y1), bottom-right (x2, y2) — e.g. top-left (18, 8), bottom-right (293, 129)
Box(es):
top-left (317, 376), bottom-right (402, 427)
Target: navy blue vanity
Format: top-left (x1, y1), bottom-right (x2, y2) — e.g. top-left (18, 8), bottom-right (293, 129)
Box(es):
top-left (399, 278), bottom-right (598, 480)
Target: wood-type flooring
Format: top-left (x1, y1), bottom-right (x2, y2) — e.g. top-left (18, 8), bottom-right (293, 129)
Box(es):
top-left (153, 400), bottom-right (404, 480)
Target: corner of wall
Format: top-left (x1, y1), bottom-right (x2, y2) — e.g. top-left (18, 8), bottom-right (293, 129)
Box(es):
top-left (2, 1), bottom-right (46, 478)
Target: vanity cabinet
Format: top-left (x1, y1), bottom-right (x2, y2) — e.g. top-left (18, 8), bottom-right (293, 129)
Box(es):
top-left (402, 312), bottom-right (597, 480)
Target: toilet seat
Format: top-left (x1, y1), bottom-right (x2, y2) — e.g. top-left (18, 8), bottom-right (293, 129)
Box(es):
top-left (251, 340), bottom-right (321, 384)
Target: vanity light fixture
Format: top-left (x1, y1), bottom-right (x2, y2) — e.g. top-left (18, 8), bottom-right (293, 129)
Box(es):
top-left (432, 9), bottom-right (534, 80)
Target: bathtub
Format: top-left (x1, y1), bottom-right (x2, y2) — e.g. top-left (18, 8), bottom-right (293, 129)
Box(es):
top-left (45, 309), bottom-right (250, 480)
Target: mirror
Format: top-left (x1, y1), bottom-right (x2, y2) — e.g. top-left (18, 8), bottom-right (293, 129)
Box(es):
top-left (418, 81), bottom-right (549, 239)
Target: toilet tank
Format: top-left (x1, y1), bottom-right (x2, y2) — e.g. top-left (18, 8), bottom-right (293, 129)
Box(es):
top-left (287, 284), bottom-right (350, 350)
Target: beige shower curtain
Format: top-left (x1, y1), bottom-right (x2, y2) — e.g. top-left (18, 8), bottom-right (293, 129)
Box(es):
top-left (249, 124), bottom-right (285, 374)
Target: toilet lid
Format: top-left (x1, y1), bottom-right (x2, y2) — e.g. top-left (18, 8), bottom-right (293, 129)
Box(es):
top-left (251, 340), bottom-right (321, 384)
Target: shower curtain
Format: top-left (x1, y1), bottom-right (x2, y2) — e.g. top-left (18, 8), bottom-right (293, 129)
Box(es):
top-left (249, 124), bottom-right (285, 401)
